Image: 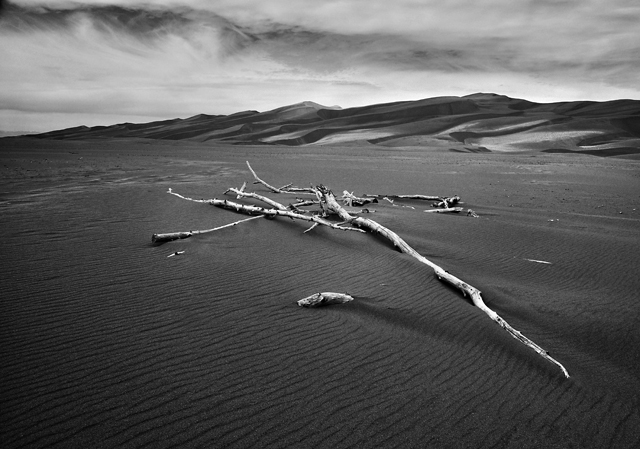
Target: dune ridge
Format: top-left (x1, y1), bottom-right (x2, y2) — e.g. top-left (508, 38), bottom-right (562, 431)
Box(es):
top-left (25, 93), bottom-right (640, 157)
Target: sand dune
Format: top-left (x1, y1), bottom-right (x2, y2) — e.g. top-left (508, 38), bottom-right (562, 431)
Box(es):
top-left (27, 93), bottom-right (640, 158)
top-left (1, 136), bottom-right (640, 447)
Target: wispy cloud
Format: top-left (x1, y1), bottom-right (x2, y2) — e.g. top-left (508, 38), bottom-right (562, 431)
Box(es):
top-left (1, 0), bottom-right (639, 132)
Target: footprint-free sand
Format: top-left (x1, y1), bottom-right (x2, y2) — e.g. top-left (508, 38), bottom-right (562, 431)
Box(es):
top-left (2, 137), bottom-right (639, 448)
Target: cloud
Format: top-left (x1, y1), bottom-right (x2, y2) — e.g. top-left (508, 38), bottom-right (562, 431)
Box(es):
top-left (1, 0), bottom-right (639, 132)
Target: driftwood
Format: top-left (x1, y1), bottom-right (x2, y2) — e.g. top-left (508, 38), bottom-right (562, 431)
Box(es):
top-left (152, 216), bottom-right (263, 243)
top-left (433, 196), bottom-right (460, 208)
top-left (424, 207), bottom-right (464, 214)
top-left (423, 207), bottom-right (478, 217)
top-left (246, 161), bottom-right (283, 193)
top-left (342, 191), bottom-right (378, 207)
top-left (161, 164), bottom-right (568, 378)
top-left (246, 161), bottom-right (315, 195)
top-left (210, 198), bottom-right (366, 233)
top-left (364, 194), bottom-right (444, 201)
top-left (167, 251), bottom-right (185, 257)
top-left (292, 199), bottom-right (319, 208)
top-left (314, 185), bottom-right (570, 378)
top-left (225, 187), bottom-right (288, 211)
top-left (364, 193), bottom-right (462, 210)
top-left (297, 292), bottom-right (354, 307)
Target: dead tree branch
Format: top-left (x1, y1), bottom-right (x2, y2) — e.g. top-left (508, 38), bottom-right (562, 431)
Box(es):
top-left (225, 187), bottom-right (288, 210)
top-left (433, 196), bottom-right (460, 208)
top-left (152, 215), bottom-right (263, 243)
top-left (364, 194), bottom-right (444, 201)
top-left (246, 161), bottom-right (283, 193)
top-left (209, 198), bottom-right (366, 233)
top-left (342, 191), bottom-right (378, 207)
top-left (297, 292), bottom-right (354, 307)
top-left (424, 207), bottom-right (464, 214)
top-left (315, 185), bottom-right (569, 378)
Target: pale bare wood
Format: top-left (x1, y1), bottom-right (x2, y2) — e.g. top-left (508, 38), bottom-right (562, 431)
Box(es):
top-left (424, 207), bottom-right (464, 214)
top-left (225, 187), bottom-right (288, 210)
top-left (246, 161), bottom-right (283, 193)
top-left (364, 193), bottom-right (444, 201)
top-left (152, 215), bottom-right (263, 243)
top-left (342, 191), bottom-right (378, 207)
top-left (167, 189), bottom-right (209, 203)
top-left (246, 161), bottom-right (315, 195)
top-left (303, 223), bottom-right (320, 233)
top-left (167, 187), bottom-right (362, 233)
top-left (210, 198), bottom-right (366, 233)
top-left (433, 196), bottom-right (461, 208)
top-left (297, 292), bottom-right (354, 307)
top-left (285, 187), bottom-right (317, 194)
top-left (291, 199), bottom-right (319, 207)
top-left (315, 185), bottom-right (569, 378)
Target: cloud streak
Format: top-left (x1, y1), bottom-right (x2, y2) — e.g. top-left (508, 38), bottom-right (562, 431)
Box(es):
top-left (1, 0), bottom-right (639, 132)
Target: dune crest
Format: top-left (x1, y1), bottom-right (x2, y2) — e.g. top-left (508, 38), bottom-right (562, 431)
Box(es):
top-left (25, 93), bottom-right (640, 157)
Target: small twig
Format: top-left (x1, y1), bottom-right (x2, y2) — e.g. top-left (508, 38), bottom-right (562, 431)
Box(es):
top-left (167, 189), bottom-right (209, 203)
top-left (467, 209), bottom-right (479, 218)
top-left (303, 223), bottom-right (320, 234)
top-left (167, 251), bottom-right (185, 257)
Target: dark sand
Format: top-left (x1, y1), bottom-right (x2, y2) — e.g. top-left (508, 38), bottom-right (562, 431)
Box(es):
top-left (1, 138), bottom-right (640, 448)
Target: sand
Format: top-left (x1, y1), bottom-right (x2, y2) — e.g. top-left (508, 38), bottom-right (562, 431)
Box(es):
top-left (1, 137), bottom-right (640, 448)
top-left (29, 94), bottom-right (640, 158)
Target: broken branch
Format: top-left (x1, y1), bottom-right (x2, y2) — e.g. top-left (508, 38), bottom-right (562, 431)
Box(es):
top-left (210, 198), bottom-right (366, 233)
top-left (152, 215), bottom-right (263, 243)
top-left (342, 191), bottom-right (378, 207)
top-left (433, 196), bottom-right (460, 208)
top-left (246, 161), bottom-right (283, 193)
top-left (297, 292), bottom-right (354, 307)
top-left (364, 194), bottom-right (444, 201)
top-left (423, 207), bottom-right (464, 214)
top-left (225, 187), bottom-right (288, 210)
top-left (315, 185), bottom-right (569, 378)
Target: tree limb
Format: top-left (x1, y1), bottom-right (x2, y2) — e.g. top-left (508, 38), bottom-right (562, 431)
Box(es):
top-left (209, 198), bottom-right (366, 233)
top-left (314, 185), bottom-right (570, 378)
top-left (152, 215), bottom-right (263, 243)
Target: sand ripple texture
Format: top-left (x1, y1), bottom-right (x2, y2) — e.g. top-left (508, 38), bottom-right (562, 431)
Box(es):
top-left (1, 142), bottom-right (640, 448)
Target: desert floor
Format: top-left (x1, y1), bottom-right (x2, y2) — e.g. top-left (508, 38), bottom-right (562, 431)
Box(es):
top-left (2, 138), bottom-right (640, 448)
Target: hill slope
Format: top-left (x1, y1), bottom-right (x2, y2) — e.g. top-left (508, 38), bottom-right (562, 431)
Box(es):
top-left (28, 94), bottom-right (640, 156)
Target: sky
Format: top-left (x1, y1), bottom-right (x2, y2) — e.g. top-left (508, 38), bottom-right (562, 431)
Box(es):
top-left (1, 0), bottom-right (639, 133)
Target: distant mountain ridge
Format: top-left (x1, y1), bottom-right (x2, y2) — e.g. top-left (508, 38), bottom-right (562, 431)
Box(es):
top-left (27, 93), bottom-right (640, 156)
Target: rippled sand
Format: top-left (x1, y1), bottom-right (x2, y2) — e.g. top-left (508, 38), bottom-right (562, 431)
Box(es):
top-left (2, 138), bottom-right (639, 448)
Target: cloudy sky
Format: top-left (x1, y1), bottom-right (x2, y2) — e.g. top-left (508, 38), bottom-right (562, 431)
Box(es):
top-left (1, 0), bottom-right (639, 133)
